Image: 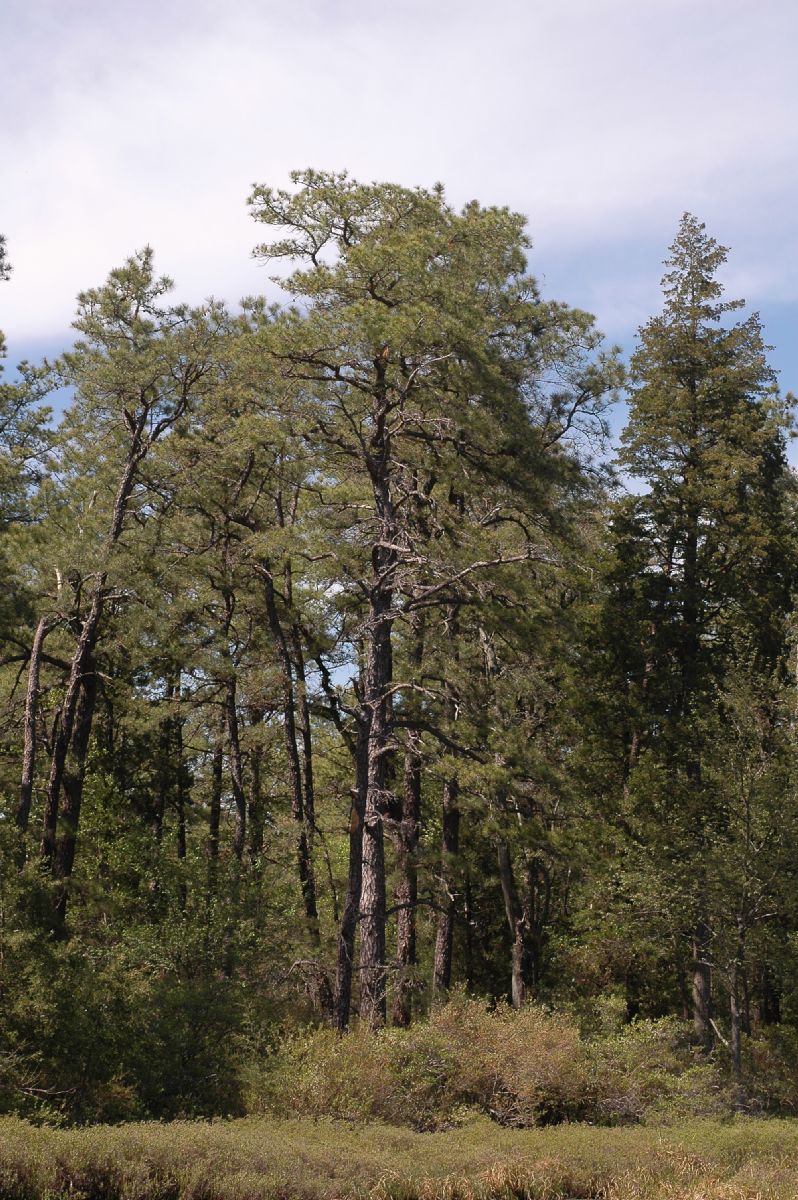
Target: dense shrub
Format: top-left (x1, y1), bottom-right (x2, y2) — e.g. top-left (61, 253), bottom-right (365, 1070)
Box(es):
top-left (260, 997), bottom-right (763, 1129)
top-left (430, 995), bottom-right (590, 1125)
top-left (742, 1025), bottom-right (798, 1114)
top-left (254, 1023), bottom-right (459, 1128)
top-left (585, 1015), bottom-right (730, 1124)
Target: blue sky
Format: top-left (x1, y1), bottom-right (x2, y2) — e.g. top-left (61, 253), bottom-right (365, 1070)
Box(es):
top-left (4, 0), bottom-right (798, 441)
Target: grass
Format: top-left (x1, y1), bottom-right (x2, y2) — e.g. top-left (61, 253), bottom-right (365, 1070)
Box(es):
top-left (1, 1116), bottom-right (798, 1199)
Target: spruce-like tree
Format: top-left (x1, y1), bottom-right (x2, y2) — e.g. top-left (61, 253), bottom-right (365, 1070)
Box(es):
top-left (611, 214), bottom-right (796, 1048)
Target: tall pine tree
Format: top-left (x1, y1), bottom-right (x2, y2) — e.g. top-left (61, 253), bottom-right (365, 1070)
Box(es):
top-left (610, 214), bottom-right (796, 1048)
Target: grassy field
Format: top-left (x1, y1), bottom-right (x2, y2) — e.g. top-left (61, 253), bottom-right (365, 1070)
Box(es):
top-left (1, 1115), bottom-right (798, 1199)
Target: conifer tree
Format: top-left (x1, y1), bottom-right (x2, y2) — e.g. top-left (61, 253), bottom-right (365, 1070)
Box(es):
top-left (612, 214), bottom-right (796, 1049)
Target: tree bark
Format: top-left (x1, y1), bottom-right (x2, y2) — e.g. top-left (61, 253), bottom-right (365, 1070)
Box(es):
top-left (432, 775), bottom-right (460, 997)
top-left (263, 563), bottom-right (320, 941)
top-left (497, 840), bottom-right (528, 1009)
top-left (691, 909), bottom-right (713, 1053)
top-left (391, 733), bottom-right (422, 1026)
top-left (40, 587), bottom-right (105, 868)
top-left (358, 584), bottom-right (395, 1027)
top-left (225, 676), bottom-right (247, 861)
top-left (17, 615), bottom-right (52, 840)
top-left (334, 714), bottom-right (369, 1030)
top-left (52, 666), bottom-right (98, 934)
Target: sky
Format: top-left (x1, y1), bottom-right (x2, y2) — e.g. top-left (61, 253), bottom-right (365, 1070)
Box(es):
top-left (3, 0), bottom-right (798, 435)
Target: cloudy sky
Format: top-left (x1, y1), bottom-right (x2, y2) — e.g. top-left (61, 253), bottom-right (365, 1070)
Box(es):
top-left (4, 0), bottom-right (798, 415)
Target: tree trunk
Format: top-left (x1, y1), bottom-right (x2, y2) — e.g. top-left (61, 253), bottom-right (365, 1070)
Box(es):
top-left (248, 742), bottom-right (265, 861)
top-left (729, 917), bottom-right (747, 1109)
top-left (40, 429), bottom-right (145, 883)
top-left (225, 677), bottom-right (247, 861)
top-left (497, 840), bottom-right (528, 1009)
top-left (691, 910), bottom-right (713, 1053)
top-left (52, 666), bottom-right (98, 934)
top-left (263, 564), bottom-right (320, 941)
top-left (207, 738), bottom-right (223, 873)
top-left (358, 571), bottom-right (394, 1028)
top-left (334, 714), bottom-right (369, 1030)
top-left (432, 776), bottom-right (460, 997)
top-left (41, 586), bottom-right (104, 868)
top-left (16, 615), bottom-right (51, 844)
top-left (391, 734), bottom-right (422, 1026)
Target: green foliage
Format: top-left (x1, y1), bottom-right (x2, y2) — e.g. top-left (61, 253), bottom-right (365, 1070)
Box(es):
top-left (258, 998), bottom-right (779, 1130)
top-left (1, 188), bottom-right (798, 1135)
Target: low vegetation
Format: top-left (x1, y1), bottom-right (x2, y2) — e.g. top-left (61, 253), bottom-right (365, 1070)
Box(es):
top-left (2, 1115), bottom-right (798, 1200)
top-left (255, 997), bottom-right (793, 1130)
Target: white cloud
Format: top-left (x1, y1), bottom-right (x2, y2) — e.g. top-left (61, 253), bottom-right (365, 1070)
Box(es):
top-left (3, 0), bottom-right (798, 356)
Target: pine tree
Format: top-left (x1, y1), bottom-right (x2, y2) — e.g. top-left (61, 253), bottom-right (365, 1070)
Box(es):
top-left (611, 214), bottom-right (796, 1048)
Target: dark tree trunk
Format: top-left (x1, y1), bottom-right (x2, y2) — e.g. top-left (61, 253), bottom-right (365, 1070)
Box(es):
top-left (497, 840), bottom-right (528, 1009)
top-left (464, 870), bottom-right (476, 991)
top-left (359, 587), bottom-right (394, 1028)
top-left (263, 564), bottom-right (320, 941)
top-left (41, 587), bottom-right (104, 868)
top-left (729, 962), bottom-right (743, 1098)
top-left (52, 666), bottom-right (98, 934)
top-left (334, 715), bottom-right (369, 1030)
top-left (207, 739), bottom-right (223, 872)
top-left (432, 775), bottom-right (460, 997)
top-left (758, 965), bottom-right (781, 1026)
top-left (40, 429), bottom-right (145, 883)
top-left (248, 743), bottom-right (265, 861)
top-left (391, 734), bottom-right (422, 1026)
top-left (175, 708), bottom-right (187, 911)
top-left (152, 681), bottom-right (177, 850)
top-left (292, 633), bottom-right (322, 931)
top-left (225, 677), bottom-right (247, 861)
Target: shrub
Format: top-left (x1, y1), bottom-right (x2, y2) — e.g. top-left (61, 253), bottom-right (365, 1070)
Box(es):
top-left (431, 995), bottom-right (590, 1125)
top-left (258, 1023), bottom-right (459, 1129)
top-left (585, 1015), bottom-right (731, 1125)
top-left (262, 998), bottom-right (591, 1129)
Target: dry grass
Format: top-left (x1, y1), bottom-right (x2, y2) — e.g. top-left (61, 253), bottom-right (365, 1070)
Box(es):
top-left (0, 1116), bottom-right (797, 1199)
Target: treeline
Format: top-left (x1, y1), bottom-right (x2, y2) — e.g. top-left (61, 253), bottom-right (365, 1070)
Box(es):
top-left (0, 173), bottom-right (796, 1120)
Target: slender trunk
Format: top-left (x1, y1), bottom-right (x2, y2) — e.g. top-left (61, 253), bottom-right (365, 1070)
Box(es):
top-left (207, 737), bottom-right (223, 871)
top-left (293, 633), bottom-right (321, 923)
top-left (52, 666), bottom-right (98, 934)
top-left (464, 871), bottom-right (476, 991)
top-left (497, 840), bottom-right (528, 1009)
top-left (334, 714), bottom-right (369, 1030)
top-left (175, 709), bottom-right (187, 911)
top-left (152, 681), bottom-right (177, 850)
top-left (359, 591), bottom-right (393, 1028)
top-left (225, 677), bottom-right (246, 861)
top-left (263, 565), bottom-right (319, 939)
top-left (41, 587), bottom-right (105, 867)
top-left (691, 909), bottom-right (713, 1053)
top-left (391, 734), bottom-right (422, 1026)
top-left (432, 776), bottom-right (460, 997)
top-left (17, 615), bottom-right (51, 844)
top-left (248, 743), bottom-right (264, 861)
top-left (524, 855), bottom-right (550, 994)
top-left (759, 965), bottom-right (781, 1025)
top-left (730, 916), bottom-right (747, 1108)
top-left (41, 429), bottom-right (146, 869)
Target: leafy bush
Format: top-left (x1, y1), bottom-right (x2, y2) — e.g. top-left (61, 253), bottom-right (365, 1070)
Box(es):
top-left (256, 1022), bottom-right (459, 1128)
top-left (585, 1015), bottom-right (731, 1124)
top-left (260, 997), bottom-right (757, 1129)
top-left (430, 995), bottom-right (590, 1125)
top-left (261, 998), bottom-right (590, 1128)
top-left (742, 1025), bottom-right (798, 1114)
